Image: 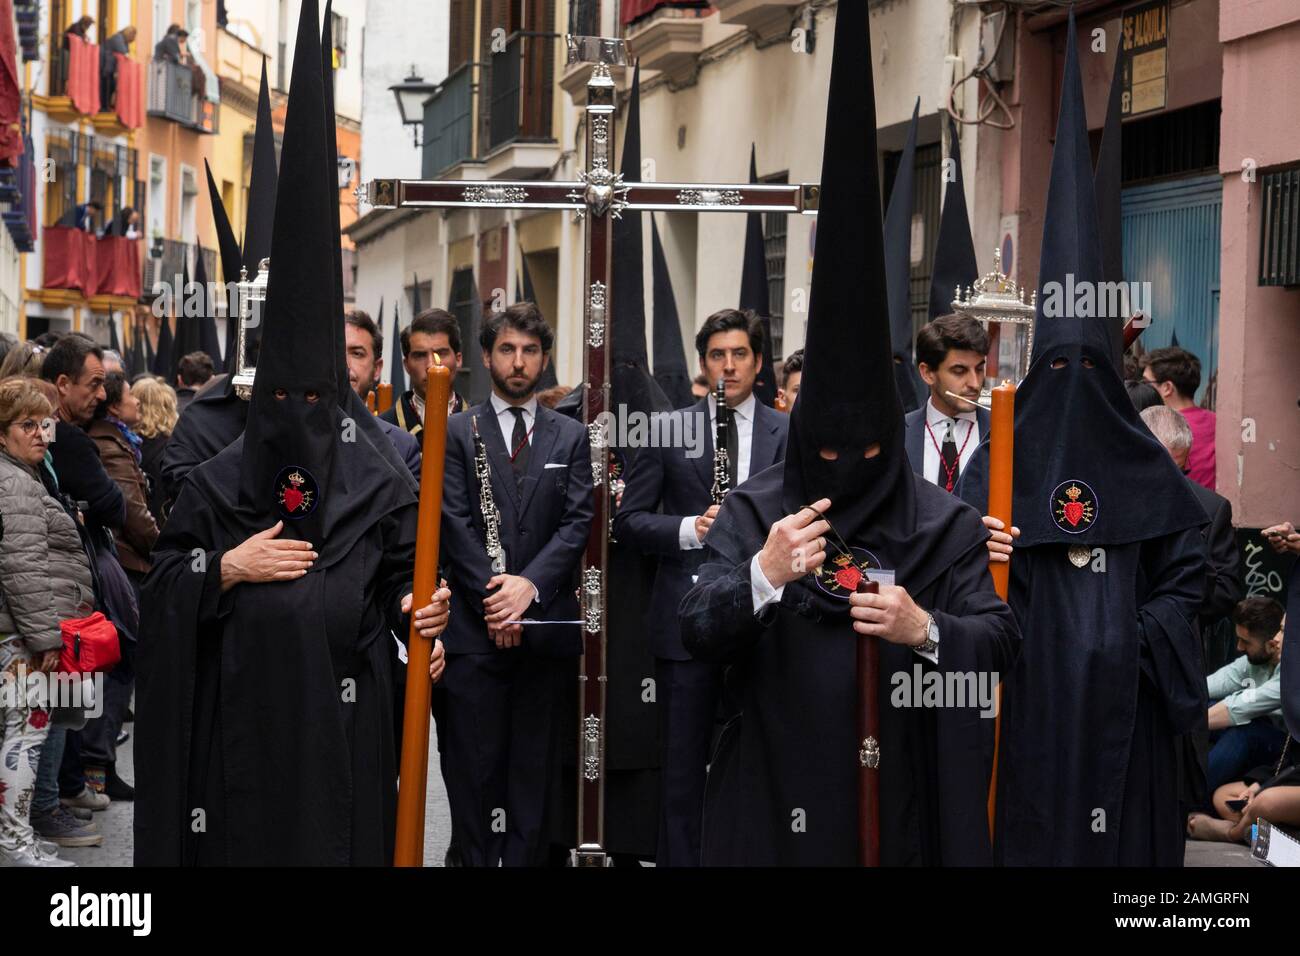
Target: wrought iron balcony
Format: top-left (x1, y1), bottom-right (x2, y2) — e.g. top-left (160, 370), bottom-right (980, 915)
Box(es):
top-left (147, 60), bottom-right (219, 133)
top-left (421, 62), bottom-right (477, 178)
top-left (488, 32), bottom-right (556, 153)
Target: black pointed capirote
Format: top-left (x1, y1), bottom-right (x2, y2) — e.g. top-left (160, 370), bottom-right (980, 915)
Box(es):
top-left (883, 98), bottom-right (924, 413)
top-left (928, 116), bottom-right (979, 323)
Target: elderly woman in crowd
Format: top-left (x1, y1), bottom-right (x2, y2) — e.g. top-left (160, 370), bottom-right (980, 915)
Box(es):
top-left (0, 378), bottom-right (96, 867)
top-left (130, 376), bottom-right (179, 529)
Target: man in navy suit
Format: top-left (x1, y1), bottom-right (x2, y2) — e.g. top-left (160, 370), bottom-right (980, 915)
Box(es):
top-left (615, 308), bottom-right (789, 866)
top-left (439, 302), bottom-right (594, 867)
top-left (903, 314), bottom-right (991, 491)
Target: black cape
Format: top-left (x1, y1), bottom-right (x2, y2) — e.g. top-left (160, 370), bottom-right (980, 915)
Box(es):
top-left (958, 451), bottom-right (1208, 865)
top-left (159, 378), bottom-right (247, 507)
top-left (679, 463), bottom-right (1019, 865)
top-left (134, 439), bottom-right (417, 866)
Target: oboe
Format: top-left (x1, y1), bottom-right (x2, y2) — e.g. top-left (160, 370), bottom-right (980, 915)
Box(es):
top-left (710, 377), bottom-right (732, 505)
top-left (471, 416), bottom-right (507, 574)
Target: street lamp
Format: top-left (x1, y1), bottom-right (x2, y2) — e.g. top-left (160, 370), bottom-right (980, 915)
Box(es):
top-left (389, 68), bottom-right (438, 147)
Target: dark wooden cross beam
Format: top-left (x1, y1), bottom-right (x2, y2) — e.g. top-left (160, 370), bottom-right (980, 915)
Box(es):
top-left (360, 36), bottom-right (819, 867)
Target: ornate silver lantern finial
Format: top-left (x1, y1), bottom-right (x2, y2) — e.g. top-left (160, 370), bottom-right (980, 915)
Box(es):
top-left (952, 248), bottom-right (1037, 398)
top-left (232, 259), bottom-right (269, 401)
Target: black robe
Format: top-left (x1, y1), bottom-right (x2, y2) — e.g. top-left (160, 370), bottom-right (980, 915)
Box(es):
top-left (134, 447), bottom-right (416, 866)
top-left (958, 450), bottom-right (1207, 866)
top-left (159, 377), bottom-right (247, 507)
top-left (678, 464), bottom-right (1019, 866)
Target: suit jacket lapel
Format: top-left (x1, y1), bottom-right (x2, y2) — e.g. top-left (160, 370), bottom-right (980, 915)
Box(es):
top-left (905, 411), bottom-right (924, 474)
top-left (750, 404), bottom-right (781, 474)
top-left (518, 407), bottom-right (559, 520)
top-left (690, 398), bottom-right (713, 490)
top-left (474, 402), bottom-right (520, 511)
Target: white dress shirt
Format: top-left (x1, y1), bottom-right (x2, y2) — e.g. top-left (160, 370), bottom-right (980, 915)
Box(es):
top-left (746, 555), bottom-right (940, 664)
top-left (922, 397), bottom-right (979, 489)
top-left (490, 392), bottom-right (538, 455)
top-left (411, 390), bottom-right (425, 425)
top-left (679, 392), bottom-right (758, 550)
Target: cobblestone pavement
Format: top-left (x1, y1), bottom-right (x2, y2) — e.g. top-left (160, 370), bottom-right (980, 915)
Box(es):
top-left (58, 724), bottom-right (453, 867)
top-left (55, 724), bottom-right (1258, 868)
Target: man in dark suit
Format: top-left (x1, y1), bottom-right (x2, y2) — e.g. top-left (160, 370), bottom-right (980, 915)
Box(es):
top-left (903, 314), bottom-right (991, 491)
top-left (615, 308), bottom-right (788, 866)
top-left (380, 308), bottom-right (469, 438)
top-left (440, 302), bottom-right (593, 867)
top-left (344, 310), bottom-right (420, 478)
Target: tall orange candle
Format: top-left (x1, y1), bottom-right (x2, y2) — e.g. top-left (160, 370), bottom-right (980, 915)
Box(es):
top-left (393, 358), bottom-right (451, 866)
top-left (986, 380), bottom-right (1015, 840)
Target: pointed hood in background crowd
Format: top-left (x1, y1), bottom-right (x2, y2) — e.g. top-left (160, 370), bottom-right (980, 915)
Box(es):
top-left (928, 115), bottom-right (979, 322)
top-left (740, 144), bottom-right (777, 407)
top-left (883, 99), bottom-right (924, 413)
top-left (651, 214), bottom-right (693, 408)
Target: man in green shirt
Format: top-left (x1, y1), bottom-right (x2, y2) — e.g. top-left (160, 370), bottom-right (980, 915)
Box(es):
top-left (1206, 597), bottom-right (1286, 792)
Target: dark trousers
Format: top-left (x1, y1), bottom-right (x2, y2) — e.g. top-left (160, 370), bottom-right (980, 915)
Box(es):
top-left (655, 656), bottom-right (722, 868)
top-left (1208, 717), bottom-right (1287, 794)
top-left (441, 650), bottom-right (568, 867)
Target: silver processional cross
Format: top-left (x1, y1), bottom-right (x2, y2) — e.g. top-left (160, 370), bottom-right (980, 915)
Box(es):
top-left (359, 36), bottom-right (819, 867)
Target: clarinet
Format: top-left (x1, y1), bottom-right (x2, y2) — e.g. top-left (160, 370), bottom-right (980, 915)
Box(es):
top-left (471, 416), bottom-right (507, 574)
top-left (710, 377), bottom-right (732, 505)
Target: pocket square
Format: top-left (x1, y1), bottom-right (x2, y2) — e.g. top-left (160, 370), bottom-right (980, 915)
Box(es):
top-left (543, 463), bottom-right (568, 470)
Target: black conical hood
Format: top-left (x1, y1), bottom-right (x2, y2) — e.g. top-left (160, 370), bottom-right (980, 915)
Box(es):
top-left (740, 145), bottom-right (777, 406)
top-left (107, 312), bottom-right (120, 356)
top-left (520, 245), bottom-right (538, 303)
top-left (411, 272), bottom-right (422, 314)
top-left (1011, 11), bottom-right (1202, 548)
top-left (151, 313), bottom-right (173, 380)
top-left (322, 3), bottom-right (350, 404)
top-left (389, 300), bottom-right (407, 395)
top-left (129, 319), bottom-right (146, 378)
top-left (884, 99), bottom-right (924, 412)
top-left (609, 64), bottom-right (669, 420)
top-left (205, 160), bottom-right (245, 375)
top-left (782, 1), bottom-right (913, 560)
top-left (144, 319), bottom-right (155, 367)
top-left (929, 116), bottom-right (979, 321)
top-left (611, 64), bottom-right (647, 367)
top-left (172, 263), bottom-right (202, 371)
top-left (651, 214), bottom-right (692, 408)
top-left (238, 0), bottom-right (341, 531)
top-left (1095, 35), bottom-right (1126, 369)
top-left (243, 57), bottom-right (278, 276)
top-left (195, 249), bottom-right (224, 364)
top-left (467, 279), bottom-right (491, 404)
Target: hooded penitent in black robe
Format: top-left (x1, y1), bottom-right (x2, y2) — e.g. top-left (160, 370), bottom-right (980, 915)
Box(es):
top-left (134, 0), bottom-right (419, 866)
top-left (678, 3), bottom-right (1019, 867)
top-left (956, 14), bottom-right (1207, 867)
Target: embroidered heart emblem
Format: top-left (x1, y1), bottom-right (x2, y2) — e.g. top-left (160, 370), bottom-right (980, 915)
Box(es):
top-left (1063, 501), bottom-right (1084, 527)
top-left (835, 566), bottom-right (862, 591)
top-left (283, 487), bottom-right (304, 513)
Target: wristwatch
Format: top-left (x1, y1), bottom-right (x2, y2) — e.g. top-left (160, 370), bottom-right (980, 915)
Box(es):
top-left (914, 611), bottom-right (938, 657)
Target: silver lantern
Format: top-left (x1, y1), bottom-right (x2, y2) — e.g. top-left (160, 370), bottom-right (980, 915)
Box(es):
top-left (232, 258), bottom-right (269, 400)
top-left (951, 248), bottom-right (1036, 402)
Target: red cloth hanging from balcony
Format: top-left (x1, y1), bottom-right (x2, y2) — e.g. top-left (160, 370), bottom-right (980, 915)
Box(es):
top-left (0, 0), bottom-right (21, 165)
top-left (114, 54), bottom-right (144, 129)
top-left (95, 235), bottom-right (142, 298)
top-left (621, 1), bottom-right (711, 26)
top-left (43, 225), bottom-right (95, 293)
top-left (66, 35), bottom-right (101, 116)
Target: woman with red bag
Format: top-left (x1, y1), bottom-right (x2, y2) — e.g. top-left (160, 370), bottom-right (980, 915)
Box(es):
top-left (0, 378), bottom-right (96, 866)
